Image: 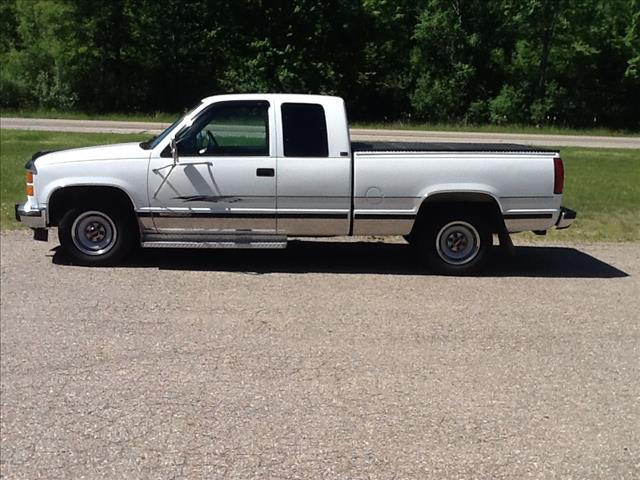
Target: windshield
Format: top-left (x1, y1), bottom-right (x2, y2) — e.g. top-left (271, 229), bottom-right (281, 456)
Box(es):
top-left (140, 101), bottom-right (203, 150)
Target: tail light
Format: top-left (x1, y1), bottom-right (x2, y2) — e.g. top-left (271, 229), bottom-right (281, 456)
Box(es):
top-left (553, 157), bottom-right (564, 194)
top-left (26, 170), bottom-right (34, 196)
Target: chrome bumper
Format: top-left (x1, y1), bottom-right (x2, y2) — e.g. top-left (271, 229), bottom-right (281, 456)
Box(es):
top-left (556, 207), bottom-right (577, 230)
top-left (15, 203), bottom-right (47, 229)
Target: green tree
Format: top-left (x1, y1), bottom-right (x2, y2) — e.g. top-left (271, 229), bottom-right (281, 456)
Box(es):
top-left (410, 0), bottom-right (513, 123)
top-left (220, 1), bottom-right (364, 100)
top-left (1, 0), bottom-right (638, 128)
top-left (351, 0), bottom-right (417, 120)
top-left (1, 0), bottom-right (79, 109)
top-left (624, 0), bottom-right (640, 79)
top-left (502, 0), bottom-right (640, 127)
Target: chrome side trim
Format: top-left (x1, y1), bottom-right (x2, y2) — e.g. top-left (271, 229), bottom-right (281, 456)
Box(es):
top-left (278, 218), bottom-right (349, 236)
top-left (136, 210), bottom-right (351, 236)
top-left (136, 210), bottom-right (276, 232)
top-left (504, 218), bottom-right (555, 232)
top-left (352, 211), bottom-right (416, 235)
top-left (277, 211), bottom-right (349, 235)
top-left (503, 210), bottom-right (557, 233)
top-left (152, 216), bottom-right (276, 231)
top-left (353, 218), bottom-right (414, 235)
top-left (353, 213), bottom-right (416, 220)
top-left (503, 213), bottom-right (553, 220)
top-left (137, 215), bottom-right (156, 231)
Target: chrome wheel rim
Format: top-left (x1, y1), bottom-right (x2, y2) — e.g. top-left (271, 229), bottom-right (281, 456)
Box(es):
top-left (435, 221), bottom-right (480, 265)
top-left (71, 211), bottom-right (117, 256)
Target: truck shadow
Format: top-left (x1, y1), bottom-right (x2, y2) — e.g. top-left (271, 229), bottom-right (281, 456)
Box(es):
top-left (53, 240), bottom-right (629, 278)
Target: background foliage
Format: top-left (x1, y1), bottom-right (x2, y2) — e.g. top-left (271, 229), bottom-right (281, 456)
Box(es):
top-left (1, 0), bottom-right (639, 128)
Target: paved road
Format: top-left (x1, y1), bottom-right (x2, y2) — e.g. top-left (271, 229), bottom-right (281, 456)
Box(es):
top-left (1, 231), bottom-right (638, 479)
top-left (2, 117), bottom-right (639, 149)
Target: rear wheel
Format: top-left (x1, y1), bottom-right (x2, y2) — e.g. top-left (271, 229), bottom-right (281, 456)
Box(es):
top-left (417, 212), bottom-right (492, 275)
top-left (59, 206), bottom-right (136, 266)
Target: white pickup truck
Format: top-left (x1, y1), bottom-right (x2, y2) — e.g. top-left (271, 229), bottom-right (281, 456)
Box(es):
top-left (16, 93), bottom-right (575, 274)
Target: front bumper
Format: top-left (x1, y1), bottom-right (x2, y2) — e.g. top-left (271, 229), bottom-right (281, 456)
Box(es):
top-left (556, 207), bottom-right (577, 230)
top-left (15, 203), bottom-right (47, 229)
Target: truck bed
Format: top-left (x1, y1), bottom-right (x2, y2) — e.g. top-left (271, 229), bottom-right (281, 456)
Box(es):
top-left (351, 141), bottom-right (555, 153)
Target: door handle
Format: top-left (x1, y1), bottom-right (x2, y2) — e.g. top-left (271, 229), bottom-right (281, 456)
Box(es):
top-left (256, 168), bottom-right (274, 177)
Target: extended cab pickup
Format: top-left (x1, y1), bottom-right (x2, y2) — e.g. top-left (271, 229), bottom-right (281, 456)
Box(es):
top-left (16, 94), bottom-right (576, 274)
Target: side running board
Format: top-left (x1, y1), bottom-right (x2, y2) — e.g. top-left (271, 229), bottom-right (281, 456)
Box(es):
top-left (141, 233), bottom-right (287, 250)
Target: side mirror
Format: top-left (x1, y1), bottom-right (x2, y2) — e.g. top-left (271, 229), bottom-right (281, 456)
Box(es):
top-left (170, 138), bottom-right (179, 164)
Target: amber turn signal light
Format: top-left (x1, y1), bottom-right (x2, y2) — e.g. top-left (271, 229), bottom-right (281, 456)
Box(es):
top-left (26, 170), bottom-right (34, 196)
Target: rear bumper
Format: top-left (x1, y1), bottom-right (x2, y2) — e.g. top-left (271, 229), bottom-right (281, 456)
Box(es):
top-left (15, 203), bottom-right (47, 229)
top-left (556, 207), bottom-right (577, 230)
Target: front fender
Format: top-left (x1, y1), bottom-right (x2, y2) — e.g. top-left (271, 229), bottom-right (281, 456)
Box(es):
top-left (37, 160), bottom-right (148, 210)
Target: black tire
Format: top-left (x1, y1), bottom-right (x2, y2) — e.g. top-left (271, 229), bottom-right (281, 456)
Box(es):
top-left (416, 210), bottom-right (492, 275)
top-left (58, 206), bottom-right (136, 266)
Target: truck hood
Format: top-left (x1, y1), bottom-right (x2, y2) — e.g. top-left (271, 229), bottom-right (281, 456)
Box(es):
top-left (32, 142), bottom-right (149, 167)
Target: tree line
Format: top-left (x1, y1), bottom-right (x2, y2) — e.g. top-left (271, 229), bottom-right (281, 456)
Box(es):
top-left (1, 0), bottom-right (639, 129)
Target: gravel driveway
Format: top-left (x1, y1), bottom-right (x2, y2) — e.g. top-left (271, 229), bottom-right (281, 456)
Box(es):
top-left (1, 231), bottom-right (638, 479)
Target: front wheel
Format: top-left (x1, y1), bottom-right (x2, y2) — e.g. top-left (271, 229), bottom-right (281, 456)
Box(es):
top-left (417, 213), bottom-right (492, 275)
top-left (58, 207), bottom-right (135, 266)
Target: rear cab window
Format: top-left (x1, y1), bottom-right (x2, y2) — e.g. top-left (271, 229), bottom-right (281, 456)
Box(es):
top-left (281, 103), bottom-right (328, 157)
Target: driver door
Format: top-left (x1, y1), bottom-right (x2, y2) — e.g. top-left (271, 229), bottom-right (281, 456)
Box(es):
top-left (147, 100), bottom-right (277, 235)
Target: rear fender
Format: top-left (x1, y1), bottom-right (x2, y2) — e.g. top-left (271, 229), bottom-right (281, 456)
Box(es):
top-left (412, 187), bottom-right (505, 235)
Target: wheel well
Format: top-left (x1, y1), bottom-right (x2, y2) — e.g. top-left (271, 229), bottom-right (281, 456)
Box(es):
top-left (48, 186), bottom-right (136, 226)
top-left (412, 192), bottom-right (505, 234)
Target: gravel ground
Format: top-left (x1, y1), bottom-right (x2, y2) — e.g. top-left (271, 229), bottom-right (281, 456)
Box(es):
top-left (1, 230), bottom-right (639, 479)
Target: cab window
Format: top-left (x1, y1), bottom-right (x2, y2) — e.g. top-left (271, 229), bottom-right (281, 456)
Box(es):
top-left (177, 101), bottom-right (269, 156)
top-left (281, 103), bottom-right (328, 157)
